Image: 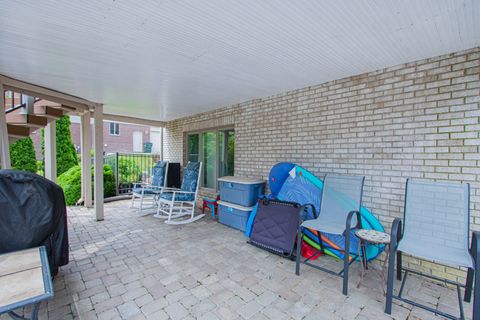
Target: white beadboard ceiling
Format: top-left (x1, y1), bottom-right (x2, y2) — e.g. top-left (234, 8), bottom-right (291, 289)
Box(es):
top-left (0, 1), bottom-right (478, 121)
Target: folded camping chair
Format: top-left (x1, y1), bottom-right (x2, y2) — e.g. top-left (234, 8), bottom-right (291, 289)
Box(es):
top-left (154, 161), bottom-right (205, 224)
top-left (249, 198), bottom-right (314, 259)
top-left (385, 179), bottom-right (479, 320)
top-left (295, 174), bottom-right (365, 295)
top-left (131, 161), bottom-right (168, 214)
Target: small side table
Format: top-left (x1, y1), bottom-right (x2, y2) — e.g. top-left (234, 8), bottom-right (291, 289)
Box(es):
top-left (355, 229), bottom-right (391, 295)
top-left (0, 246), bottom-right (54, 320)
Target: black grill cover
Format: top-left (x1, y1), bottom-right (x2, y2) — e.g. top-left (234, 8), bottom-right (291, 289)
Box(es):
top-left (0, 170), bottom-right (69, 274)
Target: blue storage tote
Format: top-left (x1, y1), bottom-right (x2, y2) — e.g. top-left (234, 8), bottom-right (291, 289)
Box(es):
top-left (218, 176), bottom-right (265, 207)
top-left (218, 201), bottom-right (254, 232)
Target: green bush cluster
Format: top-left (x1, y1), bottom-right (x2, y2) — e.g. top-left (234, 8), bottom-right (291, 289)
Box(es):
top-left (57, 164), bottom-right (116, 205)
top-left (118, 158), bottom-right (141, 183)
top-left (9, 137), bottom-right (37, 173)
top-left (41, 115), bottom-right (78, 176)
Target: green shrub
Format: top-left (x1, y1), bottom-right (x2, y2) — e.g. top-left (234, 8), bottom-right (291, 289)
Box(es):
top-left (57, 164), bottom-right (116, 205)
top-left (57, 165), bottom-right (82, 205)
top-left (42, 116), bottom-right (78, 176)
top-left (36, 160), bottom-right (44, 176)
top-left (118, 158), bottom-right (141, 183)
top-left (9, 137), bottom-right (37, 173)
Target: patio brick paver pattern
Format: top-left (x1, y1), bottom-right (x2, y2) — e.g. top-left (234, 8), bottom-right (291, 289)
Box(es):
top-left (5, 200), bottom-right (472, 320)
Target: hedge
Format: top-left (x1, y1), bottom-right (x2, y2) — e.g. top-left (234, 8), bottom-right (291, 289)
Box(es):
top-left (42, 116), bottom-right (78, 176)
top-left (9, 137), bottom-right (37, 173)
top-left (57, 164), bottom-right (116, 205)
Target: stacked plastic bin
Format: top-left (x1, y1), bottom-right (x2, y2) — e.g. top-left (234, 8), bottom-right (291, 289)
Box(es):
top-left (217, 176), bottom-right (266, 232)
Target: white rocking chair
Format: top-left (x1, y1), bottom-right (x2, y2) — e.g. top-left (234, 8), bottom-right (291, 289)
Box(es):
top-left (131, 161), bottom-right (168, 215)
top-left (154, 161), bottom-right (204, 224)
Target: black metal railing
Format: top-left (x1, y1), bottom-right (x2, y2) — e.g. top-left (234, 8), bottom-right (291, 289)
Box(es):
top-left (104, 152), bottom-right (161, 195)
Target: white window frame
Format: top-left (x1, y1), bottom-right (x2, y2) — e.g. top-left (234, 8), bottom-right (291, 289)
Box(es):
top-left (109, 122), bottom-right (120, 136)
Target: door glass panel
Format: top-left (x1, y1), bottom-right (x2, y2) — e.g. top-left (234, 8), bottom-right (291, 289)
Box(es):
top-left (219, 130), bottom-right (235, 178)
top-left (226, 130), bottom-right (235, 176)
top-left (187, 134), bottom-right (199, 162)
top-left (202, 131), bottom-right (216, 188)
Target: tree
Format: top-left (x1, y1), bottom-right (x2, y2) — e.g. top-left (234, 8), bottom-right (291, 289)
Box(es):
top-left (9, 137), bottom-right (37, 173)
top-left (42, 116), bottom-right (78, 176)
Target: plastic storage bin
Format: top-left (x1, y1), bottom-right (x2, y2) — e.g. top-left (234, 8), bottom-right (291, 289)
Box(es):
top-left (218, 176), bottom-right (265, 207)
top-left (218, 201), bottom-right (254, 232)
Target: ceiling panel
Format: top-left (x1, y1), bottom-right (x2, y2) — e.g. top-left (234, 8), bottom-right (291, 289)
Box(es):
top-left (0, 0), bottom-right (478, 120)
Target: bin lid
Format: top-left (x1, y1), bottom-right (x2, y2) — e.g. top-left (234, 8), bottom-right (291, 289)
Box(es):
top-left (217, 176), bottom-right (265, 185)
top-left (217, 200), bottom-right (255, 211)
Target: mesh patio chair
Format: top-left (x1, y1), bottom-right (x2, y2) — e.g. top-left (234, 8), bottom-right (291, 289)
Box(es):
top-left (131, 161), bottom-right (168, 214)
top-left (295, 174), bottom-right (365, 295)
top-left (385, 179), bottom-right (479, 320)
top-left (154, 161), bottom-right (205, 224)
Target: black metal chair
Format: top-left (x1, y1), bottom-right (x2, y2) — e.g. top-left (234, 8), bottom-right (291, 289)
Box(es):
top-left (385, 179), bottom-right (479, 320)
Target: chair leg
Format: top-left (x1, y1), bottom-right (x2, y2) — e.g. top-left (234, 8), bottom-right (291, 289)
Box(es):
top-left (385, 242), bottom-right (396, 314)
top-left (396, 251), bottom-right (402, 281)
top-left (343, 230), bottom-right (351, 295)
top-left (474, 266), bottom-right (480, 320)
top-left (295, 228), bottom-right (303, 276)
top-left (465, 268), bottom-right (474, 302)
top-left (167, 201), bottom-right (174, 222)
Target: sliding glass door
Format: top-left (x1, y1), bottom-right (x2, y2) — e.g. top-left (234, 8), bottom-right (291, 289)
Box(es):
top-left (187, 128), bottom-right (234, 190)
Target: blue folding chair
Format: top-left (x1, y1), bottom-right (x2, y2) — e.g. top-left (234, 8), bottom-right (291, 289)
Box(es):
top-left (385, 179), bottom-right (479, 320)
top-left (296, 174), bottom-right (365, 295)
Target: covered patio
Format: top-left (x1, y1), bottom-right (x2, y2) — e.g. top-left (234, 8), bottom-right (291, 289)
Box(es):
top-left (1, 1), bottom-right (480, 319)
top-left (16, 201), bottom-right (471, 320)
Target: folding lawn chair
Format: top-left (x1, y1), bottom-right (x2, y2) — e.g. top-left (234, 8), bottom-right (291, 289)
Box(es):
top-left (385, 179), bottom-right (479, 320)
top-left (295, 174), bottom-right (365, 295)
top-left (131, 161), bottom-right (168, 214)
top-left (154, 161), bottom-right (205, 224)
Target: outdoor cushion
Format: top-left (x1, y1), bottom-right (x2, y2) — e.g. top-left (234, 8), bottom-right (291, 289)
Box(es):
top-left (181, 162), bottom-right (201, 192)
top-left (132, 187), bottom-right (159, 195)
top-left (160, 192), bottom-right (195, 202)
top-left (151, 161), bottom-right (168, 187)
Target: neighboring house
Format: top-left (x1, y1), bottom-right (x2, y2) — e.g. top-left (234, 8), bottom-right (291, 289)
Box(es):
top-left (30, 116), bottom-right (162, 159)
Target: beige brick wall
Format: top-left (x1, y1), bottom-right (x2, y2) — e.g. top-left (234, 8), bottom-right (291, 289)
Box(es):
top-left (163, 48), bottom-right (480, 280)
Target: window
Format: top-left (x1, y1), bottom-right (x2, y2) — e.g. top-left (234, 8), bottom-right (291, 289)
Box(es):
top-left (187, 129), bottom-right (234, 189)
top-left (109, 122), bottom-right (120, 136)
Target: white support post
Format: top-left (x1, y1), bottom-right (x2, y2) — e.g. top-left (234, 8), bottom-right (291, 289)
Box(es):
top-left (93, 104), bottom-right (104, 221)
top-left (44, 120), bottom-right (56, 181)
top-left (81, 112), bottom-right (92, 208)
top-left (0, 82), bottom-right (11, 169)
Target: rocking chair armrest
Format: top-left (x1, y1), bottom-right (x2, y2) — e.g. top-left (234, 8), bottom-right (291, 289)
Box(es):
top-left (169, 190), bottom-right (195, 195)
top-left (160, 187), bottom-right (182, 192)
top-left (132, 182), bottom-right (148, 188)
